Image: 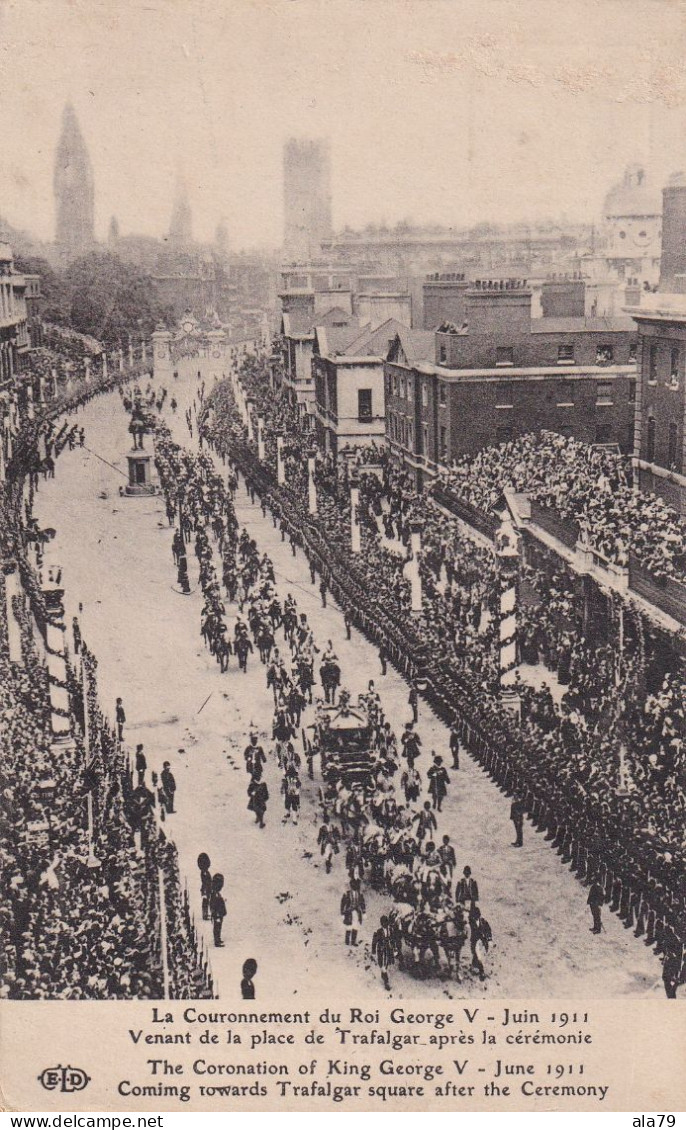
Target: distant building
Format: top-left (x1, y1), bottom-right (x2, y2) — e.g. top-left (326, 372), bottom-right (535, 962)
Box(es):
top-left (602, 164), bottom-right (662, 286)
top-left (168, 177), bottom-right (193, 247)
top-left (151, 185), bottom-right (219, 319)
top-left (321, 220), bottom-right (591, 280)
top-left (283, 139), bottom-right (332, 260)
top-left (313, 318), bottom-right (409, 457)
top-left (557, 164), bottom-right (663, 317)
top-left (53, 103), bottom-right (95, 263)
top-left (386, 279), bottom-right (637, 489)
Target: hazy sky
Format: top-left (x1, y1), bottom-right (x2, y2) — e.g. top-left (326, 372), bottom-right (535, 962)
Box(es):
top-left (2, 0), bottom-right (686, 250)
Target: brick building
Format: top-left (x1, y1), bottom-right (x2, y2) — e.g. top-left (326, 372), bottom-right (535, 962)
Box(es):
top-left (624, 173), bottom-right (686, 516)
top-left (386, 278), bottom-right (637, 489)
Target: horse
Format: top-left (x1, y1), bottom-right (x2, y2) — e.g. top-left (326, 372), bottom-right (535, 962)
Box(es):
top-left (437, 904), bottom-right (467, 981)
top-left (215, 635), bottom-right (232, 673)
top-left (296, 657), bottom-right (315, 704)
top-left (404, 907), bottom-right (442, 975)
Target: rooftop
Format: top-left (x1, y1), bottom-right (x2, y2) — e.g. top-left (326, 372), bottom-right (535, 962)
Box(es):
top-left (530, 315), bottom-right (636, 334)
top-left (625, 292), bottom-right (686, 322)
top-left (603, 164), bottom-right (662, 218)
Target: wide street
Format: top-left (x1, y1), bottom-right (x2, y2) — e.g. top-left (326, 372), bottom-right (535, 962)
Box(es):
top-left (33, 361), bottom-right (662, 1000)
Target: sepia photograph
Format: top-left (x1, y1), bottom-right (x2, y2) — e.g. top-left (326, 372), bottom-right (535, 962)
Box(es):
top-left (1, 0), bottom-right (685, 1114)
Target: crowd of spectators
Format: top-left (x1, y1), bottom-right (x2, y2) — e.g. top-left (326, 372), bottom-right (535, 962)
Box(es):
top-left (1, 335), bottom-right (213, 999)
top-left (438, 431), bottom-right (686, 583)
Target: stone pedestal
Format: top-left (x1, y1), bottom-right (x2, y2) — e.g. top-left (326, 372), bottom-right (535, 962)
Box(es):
top-left (500, 684), bottom-right (522, 720)
top-left (125, 450), bottom-right (155, 495)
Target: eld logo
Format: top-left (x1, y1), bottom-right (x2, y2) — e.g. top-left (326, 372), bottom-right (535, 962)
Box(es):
top-left (38, 1065), bottom-right (91, 1092)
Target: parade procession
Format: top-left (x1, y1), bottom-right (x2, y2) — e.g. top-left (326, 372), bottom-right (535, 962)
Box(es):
top-left (1, 3), bottom-right (686, 1024)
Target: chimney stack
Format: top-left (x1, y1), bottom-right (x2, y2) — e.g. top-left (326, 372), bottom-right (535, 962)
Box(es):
top-left (659, 172), bottom-right (686, 292)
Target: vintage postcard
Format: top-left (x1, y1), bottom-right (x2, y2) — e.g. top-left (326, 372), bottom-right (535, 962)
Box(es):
top-left (0, 0), bottom-right (685, 1114)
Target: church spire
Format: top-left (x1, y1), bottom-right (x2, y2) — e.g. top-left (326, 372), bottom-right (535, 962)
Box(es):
top-left (53, 103), bottom-right (95, 262)
top-left (169, 175), bottom-right (192, 246)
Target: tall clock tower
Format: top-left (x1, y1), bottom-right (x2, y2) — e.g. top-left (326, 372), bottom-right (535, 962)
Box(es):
top-left (54, 103), bottom-right (95, 264)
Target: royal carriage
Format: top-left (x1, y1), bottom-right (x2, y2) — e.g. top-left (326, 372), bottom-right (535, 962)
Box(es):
top-left (304, 690), bottom-right (379, 786)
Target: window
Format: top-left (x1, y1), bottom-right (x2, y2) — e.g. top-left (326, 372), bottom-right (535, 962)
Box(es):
top-left (646, 416), bottom-right (656, 462)
top-left (422, 423), bottom-right (429, 453)
top-left (358, 388), bottom-right (372, 421)
top-left (629, 382), bottom-right (636, 403)
top-left (596, 344), bottom-right (614, 364)
top-left (668, 422), bottom-right (679, 470)
top-left (670, 345), bottom-right (680, 385)
top-left (421, 381), bottom-right (428, 408)
top-left (649, 344), bottom-right (658, 382)
top-left (439, 344), bottom-right (447, 364)
top-left (629, 343), bottom-right (638, 363)
top-left (495, 381), bottom-right (514, 409)
top-left (496, 346), bottom-right (514, 367)
top-left (496, 426), bottom-right (513, 444)
top-left (595, 423), bottom-right (612, 444)
top-left (557, 344), bottom-right (575, 365)
top-left (438, 383), bottom-right (447, 407)
top-left (439, 426), bottom-right (447, 461)
top-left (556, 379), bottom-right (574, 408)
top-left (596, 380), bottom-right (613, 406)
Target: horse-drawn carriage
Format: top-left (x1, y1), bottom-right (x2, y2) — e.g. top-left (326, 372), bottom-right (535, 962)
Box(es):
top-left (304, 690), bottom-right (379, 786)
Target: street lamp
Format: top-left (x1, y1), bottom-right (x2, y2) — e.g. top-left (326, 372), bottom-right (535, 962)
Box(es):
top-left (307, 446), bottom-right (318, 515)
top-left (276, 433), bottom-right (285, 486)
top-left (350, 471), bottom-right (361, 554)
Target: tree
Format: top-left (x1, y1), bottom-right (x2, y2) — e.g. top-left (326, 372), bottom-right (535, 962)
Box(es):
top-left (63, 250), bottom-right (174, 346)
top-left (14, 255), bottom-right (70, 324)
